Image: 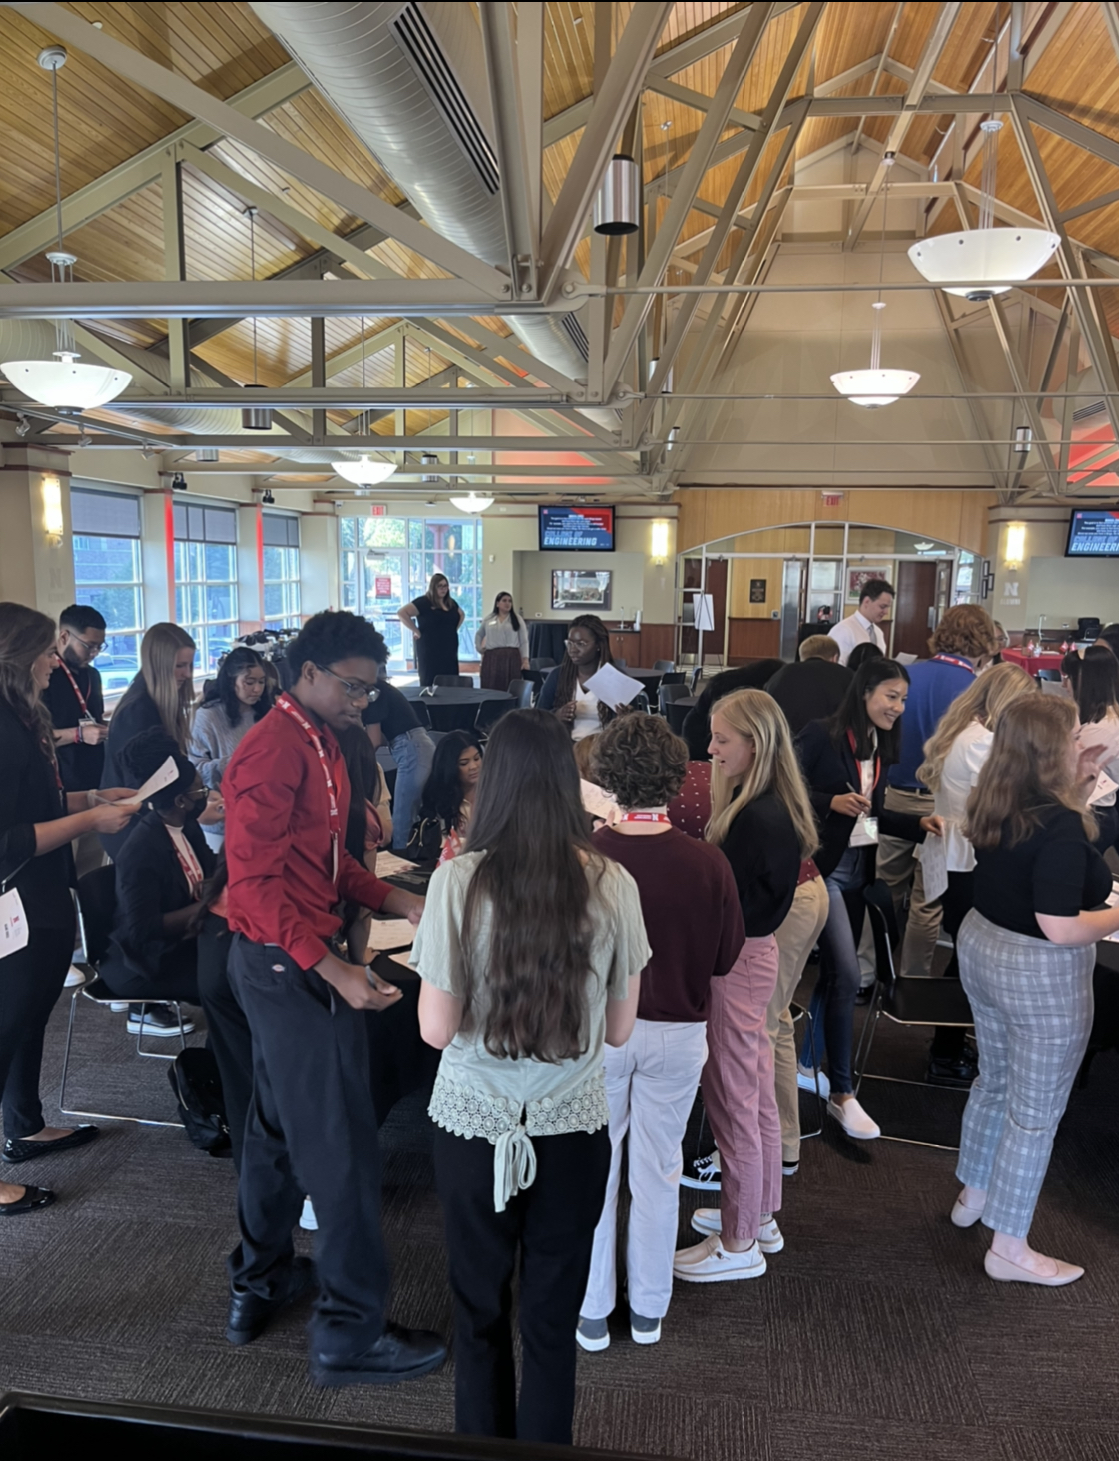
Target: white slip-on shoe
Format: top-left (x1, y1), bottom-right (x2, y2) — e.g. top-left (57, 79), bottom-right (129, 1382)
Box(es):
top-left (797, 1064), bottom-right (829, 1100)
top-left (827, 1096), bottom-right (880, 1140)
top-left (680, 1149), bottom-right (721, 1191)
top-left (673, 1235), bottom-right (766, 1283)
top-left (690, 1210), bottom-right (784, 1254)
top-left (300, 1197), bottom-right (318, 1231)
top-left (756, 1217), bottom-right (784, 1254)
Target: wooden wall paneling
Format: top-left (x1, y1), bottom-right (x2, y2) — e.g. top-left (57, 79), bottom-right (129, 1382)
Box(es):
top-left (637, 623), bottom-right (676, 665)
top-left (727, 617), bottom-right (781, 664)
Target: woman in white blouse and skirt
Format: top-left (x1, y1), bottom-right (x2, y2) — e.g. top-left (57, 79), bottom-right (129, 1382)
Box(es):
top-left (415, 708), bottom-right (648, 1445)
top-left (474, 592), bottom-right (529, 692)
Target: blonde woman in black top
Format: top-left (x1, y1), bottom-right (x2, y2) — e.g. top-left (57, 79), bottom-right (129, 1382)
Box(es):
top-left (0, 604), bottom-right (136, 1215)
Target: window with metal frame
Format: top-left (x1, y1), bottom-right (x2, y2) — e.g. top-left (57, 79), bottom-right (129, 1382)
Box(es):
top-left (173, 502), bottom-right (239, 674)
top-left (70, 485), bottom-right (145, 696)
top-left (262, 513), bottom-right (302, 630)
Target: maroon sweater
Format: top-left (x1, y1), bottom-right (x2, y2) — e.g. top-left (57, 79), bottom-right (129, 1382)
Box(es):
top-left (593, 825), bottom-right (744, 1022)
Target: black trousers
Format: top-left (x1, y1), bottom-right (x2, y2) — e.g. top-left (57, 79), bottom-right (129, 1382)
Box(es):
top-left (433, 1124), bottom-right (611, 1446)
top-left (226, 934), bottom-right (391, 1357)
top-left (196, 913), bottom-right (252, 1170)
top-left (100, 939), bottom-right (200, 1003)
top-left (0, 924), bottom-right (74, 1139)
top-left (930, 870), bottom-right (976, 1058)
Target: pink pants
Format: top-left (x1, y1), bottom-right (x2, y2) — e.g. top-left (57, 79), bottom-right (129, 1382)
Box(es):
top-left (701, 935), bottom-right (782, 1242)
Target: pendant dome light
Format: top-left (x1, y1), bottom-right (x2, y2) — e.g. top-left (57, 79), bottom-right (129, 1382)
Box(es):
top-left (2, 47), bottom-right (131, 415)
top-left (830, 159), bottom-right (920, 408)
top-left (908, 6), bottom-right (1058, 300)
top-left (449, 491), bottom-right (494, 513)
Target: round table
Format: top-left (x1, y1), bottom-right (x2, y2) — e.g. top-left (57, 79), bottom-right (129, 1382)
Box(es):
top-left (527, 621), bottom-right (572, 662)
top-left (620, 667), bottom-right (670, 696)
top-left (1001, 647), bottom-right (1065, 677)
top-left (400, 684), bottom-right (512, 732)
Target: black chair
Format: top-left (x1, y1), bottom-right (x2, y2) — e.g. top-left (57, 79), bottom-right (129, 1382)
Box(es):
top-left (59, 867), bottom-right (190, 1128)
top-left (652, 659), bottom-right (676, 673)
top-left (507, 678), bottom-right (535, 708)
top-left (529, 657), bottom-right (556, 671)
top-left (658, 682), bottom-right (691, 716)
top-left (474, 696), bottom-right (517, 738)
top-left (409, 699), bottom-right (433, 730)
top-left (689, 666), bottom-right (703, 693)
top-left (660, 671), bottom-right (686, 686)
top-left (1036, 668), bottom-right (1062, 682)
top-left (631, 691), bottom-right (652, 715)
top-left (852, 880), bottom-right (974, 1150)
top-left (434, 673), bottom-right (472, 687)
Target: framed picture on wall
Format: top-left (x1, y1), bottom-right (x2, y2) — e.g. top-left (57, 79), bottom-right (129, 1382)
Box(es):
top-left (551, 569), bottom-right (612, 611)
top-left (846, 565), bottom-right (891, 603)
top-left (749, 577), bottom-right (767, 604)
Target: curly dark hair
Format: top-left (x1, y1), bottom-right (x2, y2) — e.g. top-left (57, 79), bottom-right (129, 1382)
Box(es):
top-left (286, 611), bottom-right (387, 678)
top-left (202, 646), bottom-right (272, 727)
top-left (591, 713), bottom-right (688, 809)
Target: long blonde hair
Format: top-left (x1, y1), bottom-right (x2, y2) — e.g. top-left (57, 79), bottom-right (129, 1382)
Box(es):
top-left (965, 695), bottom-right (1096, 849)
top-left (706, 689), bottom-right (818, 858)
top-left (917, 662), bottom-right (1035, 792)
top-left (139, 622), bottom-right (195, 751)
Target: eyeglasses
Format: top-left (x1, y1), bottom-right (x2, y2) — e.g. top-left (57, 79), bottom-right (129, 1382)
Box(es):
top-left (69, 634), bottom-right (105, 656)
top-left (564, 638), bottom-right (594, 651)
top-left (316, 664), bottom-right (380, 702)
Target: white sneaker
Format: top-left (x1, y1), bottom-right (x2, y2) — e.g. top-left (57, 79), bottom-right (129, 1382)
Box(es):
top-left (797, 1064), bottom-right (829, 1100)
top-left (576, 1315), bottom-right (610, 1351)
top-left (629, 1311), bottom-right (661, 1345)
top-left (109, 1001), bottom-right (129, 1013)
top-left (673, 1235), bottom-right (766, 1283)
top-left (64, 965), bottom-right (84, 987)
top-left (300, 1197), bottom-right (318, 1231)
top-left (690, 1209), bottom-right (784, 1253)
top-left (827, 1095), bottom-right (880, 1140)
top-left (680, 1149), bottom-right (721, 1191)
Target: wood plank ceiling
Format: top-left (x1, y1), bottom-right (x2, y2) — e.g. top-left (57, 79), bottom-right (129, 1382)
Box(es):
top-left (2, 2), bottom-right (1119, 452)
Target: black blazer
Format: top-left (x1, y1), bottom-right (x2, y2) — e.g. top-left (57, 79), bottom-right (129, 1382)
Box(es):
top-left (766, 659), bottom-right (852, 737)
top-left (682, 661), bottom-right (786, 760)
top-left (103, 809), bottom-right (214, 984)
top-left (0, 700), bottom-right (74, 929)
top-left (100, 680), bottom-right (166, 858)
top-left (795, 718), bottom-right (925, 880)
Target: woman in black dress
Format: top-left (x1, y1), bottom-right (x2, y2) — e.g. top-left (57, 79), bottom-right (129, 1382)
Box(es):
top-left (0, 603), bottom-right (136, 1216)
top-left (398, 573), bottom-right (465, 687)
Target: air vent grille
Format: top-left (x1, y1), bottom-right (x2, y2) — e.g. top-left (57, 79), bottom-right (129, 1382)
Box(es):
top-left (391, 2), bottom-right (499, 195)
top-left (560, 312), bottom-right (590, 361)
top-left (1073, 399), bottom-right (1107, 423)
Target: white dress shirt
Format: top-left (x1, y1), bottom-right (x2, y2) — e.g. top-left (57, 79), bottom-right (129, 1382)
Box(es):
top-left (829, 610), bottom-right (886, 667)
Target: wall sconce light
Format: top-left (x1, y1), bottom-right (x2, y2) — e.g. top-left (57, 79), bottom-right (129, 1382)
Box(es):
top-left (1004, 522), bottom-right (1025, 571)
top-left (41, 474), bottom-right (64, 544)
top-left (651, 519), bottom-right (670, 565)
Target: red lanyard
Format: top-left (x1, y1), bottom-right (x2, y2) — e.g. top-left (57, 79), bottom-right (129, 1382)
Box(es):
top-left (274, 695), bottom-right (341, 885)
top-left (166, 826), bottom-right (204, 900)
top-left (932, 654), bottom-right (975, 674)
top-left (58, 659), bottom-right (92, 720)
top-left (619, 811), bottom-right (672, 824)
top-left (846, 730), bottom-right (881, 795)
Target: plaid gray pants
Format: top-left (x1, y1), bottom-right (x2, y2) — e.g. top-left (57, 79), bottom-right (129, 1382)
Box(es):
top-left (955, 910), bottom-right (1094, 1238)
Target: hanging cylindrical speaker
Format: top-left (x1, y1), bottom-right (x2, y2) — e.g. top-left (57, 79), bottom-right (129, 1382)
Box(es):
top-left (241, 385), bottom-right (273, 431)
top-left (593, 154), bottom-right (640, 236)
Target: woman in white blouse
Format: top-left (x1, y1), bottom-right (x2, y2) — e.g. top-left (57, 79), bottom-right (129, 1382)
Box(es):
top-left (414, 708), bottom-right (648, 1445)
top-left (917, 662), bottom-right (1037, 981)
top-left (474, 591), bottom-right (529, 691)
top-left (1064, 644), bottom-right (1119, 851)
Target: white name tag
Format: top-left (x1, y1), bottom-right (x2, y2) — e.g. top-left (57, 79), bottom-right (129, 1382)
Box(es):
top-left (850, 815), bottom-right (879, 847)
top-left (0, 887), bottom-right (29, 958)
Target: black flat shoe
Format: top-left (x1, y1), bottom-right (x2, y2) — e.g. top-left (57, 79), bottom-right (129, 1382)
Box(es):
top-left (2, 1125), bottom-right (100, 1164)
top-left (226, 1255), bottom-right (317, 1346)
top-left (310, 1322), bottom-right (447, 1388)
top-left (0, 1185), bottom-right (56, 1216)
top-left (926, 1055), bottom-right (978, 1089)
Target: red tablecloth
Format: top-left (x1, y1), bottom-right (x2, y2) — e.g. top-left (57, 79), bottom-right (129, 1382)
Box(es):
top-left (1002, 647), bottom-right (1066, 675)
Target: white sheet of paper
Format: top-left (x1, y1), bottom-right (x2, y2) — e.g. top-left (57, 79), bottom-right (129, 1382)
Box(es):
top-left (0, 887), bottom-right (29, 959)
top-left (365, 918), bottom-right (415, 954)
top-left (919, 827), bottom-right (949, 901)
top-left (117, 755), bottom-right (179, 808)
top-left (1105, 884), bottom-right (1119, 943)
top-left (584, 663), bottom-right (645, 711)
top-left (581, 778), bottom-right (620, 824)
top-left (375, 850), bottom-right (417, 879)
top-left (894, 652), bottom-right (918, 665)
top-left (1089, 771), bottom-right (1119, 807)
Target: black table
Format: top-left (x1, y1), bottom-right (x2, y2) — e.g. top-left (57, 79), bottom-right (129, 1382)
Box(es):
top-left (400, 684), bottom-right (511, 732)
top-left (619, 666), bottom-right (668, 696)
top-left (667, 694), bottom-right (697, 737)
top-left (527, 620), bottom-right (571, 662)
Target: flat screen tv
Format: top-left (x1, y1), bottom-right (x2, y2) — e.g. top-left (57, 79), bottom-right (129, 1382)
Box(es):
top-left (539, 504), bottom-right (615, 551)
top-left (1066, 508), bottom-right (1119, 557)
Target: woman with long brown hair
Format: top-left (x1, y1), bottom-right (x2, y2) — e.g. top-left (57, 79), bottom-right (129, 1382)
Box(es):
top-left (398, 571), bottom-right (465, 687)
top-left (537, 613), bottom-right (619, 739)
top-left (0, 603), bottom-right (135, 1215)
top-left (672, 689), bottom-right (818, 1282)
top-left (952, 696), bottom-right (1119, 1285)
top-left (414, 708), bottom-right (649, 1443)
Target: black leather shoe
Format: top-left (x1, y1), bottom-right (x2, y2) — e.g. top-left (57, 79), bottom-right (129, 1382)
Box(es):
top-left (2, 1125), bottom-right (99, 1164)
top-left (0, 1185), bottom-right (56, 1216)
top-left (926, 1054), bottom-right (978, 1089)
top-left (310, 1322), bottom-right (447, 1388)
top-left (226, 1255), bottom-right (317, 1346)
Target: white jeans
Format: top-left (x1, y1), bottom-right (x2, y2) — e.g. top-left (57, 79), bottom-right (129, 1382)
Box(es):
top-left (582, 1018), bottom-right (708, 1321)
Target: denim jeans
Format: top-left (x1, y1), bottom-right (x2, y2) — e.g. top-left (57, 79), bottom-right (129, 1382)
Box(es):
top-left (800, 845), bottom-right (871, 1095)
top-left (389, 726), bottom-right (436, 851)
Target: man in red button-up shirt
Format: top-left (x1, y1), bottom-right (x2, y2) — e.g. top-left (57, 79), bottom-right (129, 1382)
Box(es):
top-left (221, 611), bottom-right (445, 1388)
